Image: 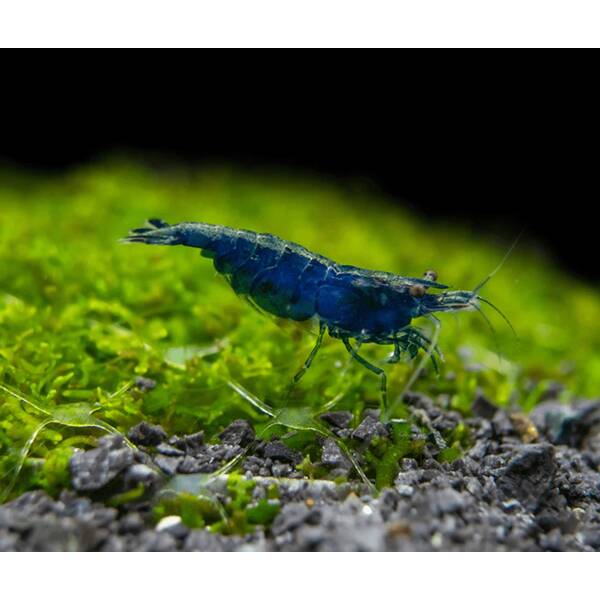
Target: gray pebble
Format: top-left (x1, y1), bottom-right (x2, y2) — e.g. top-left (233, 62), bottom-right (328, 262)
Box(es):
top-left (352, 415), bottom-right (389, 443)
top-left (262, 441), bottom-right (302, 465)
top-left (127, 421), bottom-right (166, 446)
top-left (153, 454), bottom-right (182, 476)
top-left (320, 411), bottom-right (353, 430)
top-left (70, 436), bottom-right (134, 491)
top-left (321, 438), bottom-right (351, 470)
top-left (134, 377), bottom-right (157, 392)
top-left (219, 419), bottom-right (255, 447)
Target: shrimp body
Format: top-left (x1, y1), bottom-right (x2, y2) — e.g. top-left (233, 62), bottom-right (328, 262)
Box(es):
top-left (124, 219), bottom-right (479, 416)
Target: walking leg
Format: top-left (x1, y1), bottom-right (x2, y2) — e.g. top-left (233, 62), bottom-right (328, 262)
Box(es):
top-left (342, 338), bottom-right (388, 416)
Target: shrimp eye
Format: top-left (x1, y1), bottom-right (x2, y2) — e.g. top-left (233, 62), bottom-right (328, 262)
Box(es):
top-left (410, 284), bottom-right (426, 298)
top-left (424, 270), bottom-right (438, 282)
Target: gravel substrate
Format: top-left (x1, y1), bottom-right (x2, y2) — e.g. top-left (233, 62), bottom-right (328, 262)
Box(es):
top-left (2, 393), bottom-right (600, 551)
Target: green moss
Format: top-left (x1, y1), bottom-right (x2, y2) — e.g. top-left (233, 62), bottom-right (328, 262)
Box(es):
top-left (1, 159), bottom-right (599, 501)
top-left (374, 422), bottom-right (414, 489)
top-left (437, 445), bottom-right (463, 464)
top-left (38, 445), bottom-right (73, 496)
top-left (154, 492), bottom-right (221, 529)
top-left (154, 474), bottom-right (281, 535)
top-left (108, 484), bottom-right (147, 507)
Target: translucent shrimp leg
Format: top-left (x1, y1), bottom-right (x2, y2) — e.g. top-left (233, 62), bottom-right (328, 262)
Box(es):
top-left (385, 339), bottom-right (402, 364)
top-left (291, 322), bottom-right (326, 385)
top-left (0, 417), bottom-right (57, 503)
top-left (385, 315), bottom-right (441, 420)
top-left (342, 338), bottom-right (388, 415)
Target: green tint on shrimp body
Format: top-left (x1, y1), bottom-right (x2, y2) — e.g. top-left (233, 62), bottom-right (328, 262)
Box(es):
top-left (124, 219), bottom-right (492, 418)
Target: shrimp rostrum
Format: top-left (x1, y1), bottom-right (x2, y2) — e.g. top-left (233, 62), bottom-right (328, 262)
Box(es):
top-left (124, 220), bottom-right (502, 419)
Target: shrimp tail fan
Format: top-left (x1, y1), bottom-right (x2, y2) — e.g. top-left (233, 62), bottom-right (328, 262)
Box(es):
top-left (120, 219), bottom-right (184, 246)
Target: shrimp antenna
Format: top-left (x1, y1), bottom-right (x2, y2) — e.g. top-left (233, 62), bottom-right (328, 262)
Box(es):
top-left (472, 230), bottom-right (524, 294)
top-left (473, 303), bottom-right (496, 338)
top-left (473, 302), bottom-right (504, 365)
top-left (477, 296), bottom-right (517, 338)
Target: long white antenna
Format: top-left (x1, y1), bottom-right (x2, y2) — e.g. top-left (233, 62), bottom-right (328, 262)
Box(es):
top-left (473, 230), bottom-right (524, 294)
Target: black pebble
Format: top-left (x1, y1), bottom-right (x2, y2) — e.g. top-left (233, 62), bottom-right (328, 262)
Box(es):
top-left (127, 422), bottom-right (167, 447)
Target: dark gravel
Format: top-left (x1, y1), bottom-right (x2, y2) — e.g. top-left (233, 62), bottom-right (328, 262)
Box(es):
top-left (3, 396), bottom-right (600, 551)
top-left (128, 421), bottom-right (167, 447)
top-left (70, 436), bottom-right (135, 492)
top-left (219, 419), bottom-right (255, 447)
top-left (352, 413), bottom-right (389, 443)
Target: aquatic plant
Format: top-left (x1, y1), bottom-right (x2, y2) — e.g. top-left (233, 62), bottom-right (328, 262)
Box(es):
top-left (0, 159), bottom-right (598, 501)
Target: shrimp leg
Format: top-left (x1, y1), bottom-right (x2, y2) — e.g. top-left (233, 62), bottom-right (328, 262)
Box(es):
top-left (342, 338), bottom-right (388, 415)
top-left (385, 339), bottom-right (402, 364)
top-left (291, 322), bottom-right (326, 384)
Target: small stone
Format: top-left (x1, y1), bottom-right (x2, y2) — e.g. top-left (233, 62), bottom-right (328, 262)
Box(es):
top-left (539, 529), bottom-right (566, 552)
top-left (421, 429), bottom-right (443, 454)
top-left (218, 419), bottom-right (255, 447)
top-left (465, 477), bottom-right (483, 498)
top-left (156, 515), bottom-right (182, 532)
top-left (56, 493), bottom-right (92, 518)
top-left (423, 458), bottom-right (442, 470)
top-left (70, 436), bottom-right (134, 491)
top-left (262, 441), bottom-right (302, 465)
top-left (119, 512), bottom-right (145, 534)
top-left (170, 431), bottom-right (205, 453)
top-left (320, 411), bottom-right (353, 429)
top-left (271, 463), bottom-right (292, 477)
top-left (101, 535), bottom-right (127, 552)
top-left (401, 458), bottom-right (418, 471)
top-left (363, 408), bottom-right (382, 420)
top-left (386, 520), bottom-right (412, 539)
top-left (271, 502), bottom-right (313, 536)
top-left (184, 431), bottom-right (206, 448)
top-left (395, 470), bottom-right (420, 487)
top-left (482, 455), bottom-right (504, 470)
top-left (397, 484), bottom-right (414, 497)
top-left (184, 530), bottom-right (231, 552)
top-left (431, 412), bottom-right (461, 433)
top-left (432, 488), bottom-right (467, 515)
top-left (501, 499), bottom-right (521, 512)
top-left (134, 377), bottom-right (157, 392)
top-left (177, 455), bottom-right (204, 474)
top-left (352, 415), bottom-right (389, 443)
top-left (153, 454), bottom-right (182, 476)
top-left (86, 509), bottom-right (118, 530)
top-left (492, 411), bottom-right (516, 439)
top-left (127, 421), bottom-right (167, 447)
top-left (27, 518), bottom-right (106, 551)
top-left (482, 477), bottom-right (498, 502)
top-left (5, 490), bottom-right (55, 517)
top-left (471, 394), bottom-right (498, 419)
top-left (136, 530), bottom-right (178, 552)
top-left (496, 443), bottom-right (556, 511)
top-left (532, 401), bottom-right (600, 447)
top-left (472, 418), bottom-right (494, 440)
top-left (581, 527), bottom-right (600, 549)
top-left (123, 463), bottom-right (161, 487)
top-left (321, 438), bottom-right (351, 470)
top-left (536, 507), bottom-right (577, 534)
top-left (468, 440), bottom-right (490, 461)
top-left (0, 531), bottom-right (18, 551)
top-left (155, 443), bottom-right (185, 456)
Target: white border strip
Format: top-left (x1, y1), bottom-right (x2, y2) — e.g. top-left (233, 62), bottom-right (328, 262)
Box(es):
top-left (0, 1), bottom-right (599, 48)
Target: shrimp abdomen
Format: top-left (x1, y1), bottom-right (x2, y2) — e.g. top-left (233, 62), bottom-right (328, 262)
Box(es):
top-left (247, 249), bottom-right (328, 320)
top-left (125, 220), bottom-right (329, 322)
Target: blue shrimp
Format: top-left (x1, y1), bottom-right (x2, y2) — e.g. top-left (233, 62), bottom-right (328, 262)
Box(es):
top-left (123, 219), bottom-right (505, 418)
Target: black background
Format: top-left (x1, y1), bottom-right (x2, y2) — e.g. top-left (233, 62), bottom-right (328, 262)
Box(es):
top-left (0, 82), bottom-right (596, 283)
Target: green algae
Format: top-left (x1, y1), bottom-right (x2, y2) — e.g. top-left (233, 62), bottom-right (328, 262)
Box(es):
top-left (1, 159), bottom-right (599, 504)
